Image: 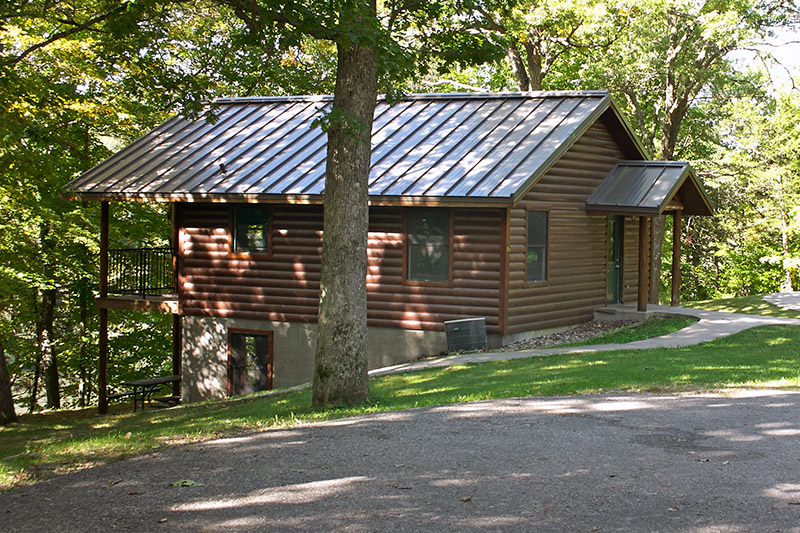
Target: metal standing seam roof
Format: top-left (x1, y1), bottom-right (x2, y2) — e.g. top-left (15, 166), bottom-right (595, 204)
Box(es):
top-left (64, 91), bottom-right (633, 206)
top-left (586, 161), bottom-right (714, 216)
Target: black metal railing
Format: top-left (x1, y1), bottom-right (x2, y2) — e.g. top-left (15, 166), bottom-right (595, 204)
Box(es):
top-left (108, 247), bottom-right (175, 296)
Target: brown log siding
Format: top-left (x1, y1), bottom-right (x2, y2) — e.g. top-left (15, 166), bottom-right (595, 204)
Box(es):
top-left (505, 122), bottom-right (639, 333)
top-left (178, 204), bottom-right (502, 333)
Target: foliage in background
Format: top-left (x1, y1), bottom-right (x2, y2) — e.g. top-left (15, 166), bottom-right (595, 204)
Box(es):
top-left (0, 1), bottom-right (340, 413)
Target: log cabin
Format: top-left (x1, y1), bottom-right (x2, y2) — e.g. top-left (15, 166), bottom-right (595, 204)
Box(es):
top-left (63, 91), bottom-right (713, 409)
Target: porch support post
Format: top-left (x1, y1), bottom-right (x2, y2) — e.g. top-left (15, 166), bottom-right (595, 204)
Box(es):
top-left (671, 210), bottom-right (682, 307)
top-left (638, 216), bottom-right (649, 312)
top-left (98, 201), bottom-right (109, 414)
top-left (170, 203), bottom-right (181, 379)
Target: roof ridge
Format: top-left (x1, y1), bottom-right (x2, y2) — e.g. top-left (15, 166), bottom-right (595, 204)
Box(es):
top-left (212, 91), bottom-right (610, 105)
top-left (616, 160), bottom-right (691, 166)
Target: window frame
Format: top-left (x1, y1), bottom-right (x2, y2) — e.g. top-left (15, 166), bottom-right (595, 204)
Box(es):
top-left (525, 208), bottom-right (550, 285)
top-left (403, 207), bottom-right (454, 287)
top-left (231, 204), bottom-right (272, 257)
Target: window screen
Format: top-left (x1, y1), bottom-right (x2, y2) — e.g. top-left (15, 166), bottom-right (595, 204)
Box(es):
top-left (527, 210), bottom-right (548, 282)
top-left (234, 205), bottom-right (269, 253)
top-left (406, 208), bottom-right (450, 283)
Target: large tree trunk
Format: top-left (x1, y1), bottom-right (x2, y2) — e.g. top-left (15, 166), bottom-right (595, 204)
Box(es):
top-left (312, 32), bottom-right (378, 407)
top-left (0, 341), bottom-right (16, 425)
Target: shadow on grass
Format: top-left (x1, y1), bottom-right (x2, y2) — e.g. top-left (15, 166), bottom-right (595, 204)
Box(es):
top-left (685, 295), bottom-right (800, 319)
top-left (2, 325), bottom-right (800, 490)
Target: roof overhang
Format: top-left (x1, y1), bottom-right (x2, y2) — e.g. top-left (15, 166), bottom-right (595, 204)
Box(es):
top-left (60, 191), bottom-right (515, 208)
top-left (586, 161), bottom-right (714, 216)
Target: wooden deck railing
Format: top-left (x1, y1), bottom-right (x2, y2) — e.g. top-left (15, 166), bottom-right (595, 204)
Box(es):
top-left (108, 247), bottom-right (175, 296)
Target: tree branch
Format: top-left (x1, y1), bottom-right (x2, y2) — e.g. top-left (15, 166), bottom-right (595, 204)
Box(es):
top-left (2, 5), bottom-right (126, 67)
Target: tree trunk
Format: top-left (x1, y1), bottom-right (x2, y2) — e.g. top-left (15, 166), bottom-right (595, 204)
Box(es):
top-left (0, 341), bottom-right (16, 425)
top-left (778, 174), bottom-right (794, 292)
top-left (523, 39), bottom-right (544, 91)
top-left (39, 287), bottom-right (60, 409)
top-left (30, 291), bottom-right (41, 412)
top-left (650, 10), bottom-right (691, 304)
top-left (507, 43), bottom-right (531, 91)
top-left (78, 278), bottom-right (90, 407)
top-left (312, 31), bottom-right (378, 407)
top-left (649, 215), bottom-right (666, 304)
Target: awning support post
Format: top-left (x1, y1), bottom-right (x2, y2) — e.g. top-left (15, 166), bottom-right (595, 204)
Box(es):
top-left (671, 210), bottom-right (682, 307)
top-left (99, 201), bottom-right (109, 414)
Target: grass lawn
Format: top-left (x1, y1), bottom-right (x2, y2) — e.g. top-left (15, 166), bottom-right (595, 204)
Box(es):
top-left (2, 314), bottom-right (800, 491)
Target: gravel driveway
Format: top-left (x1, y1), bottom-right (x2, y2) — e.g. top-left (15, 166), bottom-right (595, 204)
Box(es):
top-left (3, 390), bottom-right (800, 532)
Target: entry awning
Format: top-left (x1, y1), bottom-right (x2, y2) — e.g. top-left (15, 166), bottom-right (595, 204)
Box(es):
top-left (586, 161), bottom-right (713, 216)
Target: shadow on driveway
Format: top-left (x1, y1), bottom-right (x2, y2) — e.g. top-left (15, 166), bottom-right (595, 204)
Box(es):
top-left (4, 391), bottom-right (800, 532)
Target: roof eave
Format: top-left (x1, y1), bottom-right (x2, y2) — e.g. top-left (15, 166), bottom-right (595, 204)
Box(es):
top-left (585, 206), bottom-right (662, 217)
top-left (684, 166), bottom-right (715, 216)
top-left (601, 96), bottom-right (653, 160)
top-left (655, 163), bottom-right (715, 216)
top-left (61, 191), bottom-right (514, 208)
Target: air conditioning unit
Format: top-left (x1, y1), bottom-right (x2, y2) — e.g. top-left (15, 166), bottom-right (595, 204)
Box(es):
top-left (444, 317), bottom-right (488, 352)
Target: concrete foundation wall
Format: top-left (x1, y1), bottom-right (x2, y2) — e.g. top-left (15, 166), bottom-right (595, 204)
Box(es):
top-left (181, 316), bottom-right (452, 402)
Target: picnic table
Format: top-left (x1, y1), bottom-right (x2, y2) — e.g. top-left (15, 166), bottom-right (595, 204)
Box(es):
top-left (115, 375), bottom-right (181, 411)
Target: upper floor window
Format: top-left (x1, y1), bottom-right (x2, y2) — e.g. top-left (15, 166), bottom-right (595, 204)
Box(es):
top-left (527, 210), bottom-right (548, 283)
top-left (234, 205), bottom-right (270, 253)
top-left (406, 208), bottom-right (451, 283)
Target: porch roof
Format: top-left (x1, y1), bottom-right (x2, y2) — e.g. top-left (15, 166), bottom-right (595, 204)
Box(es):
top-left (586, 161), bottom-right (714, 216)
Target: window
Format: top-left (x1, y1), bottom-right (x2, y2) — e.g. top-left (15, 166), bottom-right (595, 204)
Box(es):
top-left (527, 210), bottom-right (548, 283)
top-left (234, 205), bottom-right (269, 253)
top-left (229, 332), bottom-right (272, 396)
top-left (406, 208), bottom-right (451, 283)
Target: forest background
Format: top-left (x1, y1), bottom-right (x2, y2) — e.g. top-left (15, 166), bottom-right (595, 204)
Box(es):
top-left (2, 0), bottom-right (800, 414)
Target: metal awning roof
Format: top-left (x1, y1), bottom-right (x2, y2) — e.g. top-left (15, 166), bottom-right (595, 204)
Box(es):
top-left (586, 161), bottom-right (713, 216)
top-left (64, 91), bottom-right (646, 206)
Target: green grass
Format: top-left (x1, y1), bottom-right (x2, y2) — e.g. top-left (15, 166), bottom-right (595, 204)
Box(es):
top-left (561, 316), bottom-right (698, 346)
top-left (3, 322), bottom-right (800, 491)
top-left (684, 294), bottom-right (800, 318)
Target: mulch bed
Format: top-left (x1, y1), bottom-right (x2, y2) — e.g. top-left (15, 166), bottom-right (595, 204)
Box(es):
top-left (499, 320), bottom-right (637, 351)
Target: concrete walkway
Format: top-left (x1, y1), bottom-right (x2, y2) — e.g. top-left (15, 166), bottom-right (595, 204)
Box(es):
top-left (765, 291), bottom-right (800, 311)
top-left (371, 296), bottom-right (800, 377)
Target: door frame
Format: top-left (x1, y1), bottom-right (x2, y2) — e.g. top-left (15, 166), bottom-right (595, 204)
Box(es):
top-left (227, 329), bottom-right (274, 396)
top-left (606, 215), bottom-right (624, 305)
